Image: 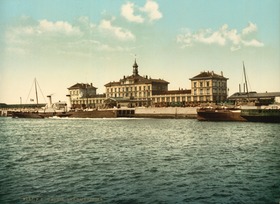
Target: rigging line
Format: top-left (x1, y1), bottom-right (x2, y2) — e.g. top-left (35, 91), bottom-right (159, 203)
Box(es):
top-left (26, 78), bottom-right (35, 104)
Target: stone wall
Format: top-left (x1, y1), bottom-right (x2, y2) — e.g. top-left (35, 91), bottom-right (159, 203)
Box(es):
top-left (135, 107), bottom-right (197, 118)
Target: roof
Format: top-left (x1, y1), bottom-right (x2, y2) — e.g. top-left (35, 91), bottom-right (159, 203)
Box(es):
top-left (68, 83), bottom-right (97, 90)
top-left (190, 71), bottom-right (228, 80)
top-left (105, 74), bottom-right (169, 87)
top-left (228, 92), bottom-right (280, 100)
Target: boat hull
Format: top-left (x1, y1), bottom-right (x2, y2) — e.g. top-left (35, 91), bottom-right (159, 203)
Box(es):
top-left (12, 112), bottom-right (72, 118)
top-left (241, 109), bottom-right (280, 123)
top-left (12, 112), bottom-right (44, 119)
top-left (197, 109), bottom-right (246, 122)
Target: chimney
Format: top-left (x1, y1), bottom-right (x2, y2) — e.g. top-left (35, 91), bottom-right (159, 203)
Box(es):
top-left (47, 95), bottom-right (52, 106)
top-left (221, 71), bottom-right (223, 76)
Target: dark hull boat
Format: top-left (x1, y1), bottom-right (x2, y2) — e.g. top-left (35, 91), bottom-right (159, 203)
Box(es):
top-left (12, 112), bottom-right (44, 119)
top-left (241, 107), bottom-right (280, 123)
top-left (197, 108), bottom-right (246, 122)
top-left (12, 111), bottom-right (72, 119)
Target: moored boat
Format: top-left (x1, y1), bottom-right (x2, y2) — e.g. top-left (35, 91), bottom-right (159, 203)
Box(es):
top-left (197, 106), bottom-right (246, 122)
top-left (241, 105), bottom-right (280, 123)
top-left (12, 78), bottom-right (71, 119)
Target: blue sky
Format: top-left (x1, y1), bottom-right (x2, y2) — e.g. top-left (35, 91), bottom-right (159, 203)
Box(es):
top-left (0, 0), bottom-right (279, 104)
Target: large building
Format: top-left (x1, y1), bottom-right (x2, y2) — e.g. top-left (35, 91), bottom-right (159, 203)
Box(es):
top-left (190, 71), bottom-right (228, 103)
top-left (67, 60), bottom-right (229, 108)
top-left (104, 60), bottom-right (169, 107)
top-left (67, 83), bottom-right (105, 108)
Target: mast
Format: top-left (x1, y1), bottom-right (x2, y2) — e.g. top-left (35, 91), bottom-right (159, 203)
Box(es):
top-left (243, 61), bottom-right (249, 101)
top-left (34, 78), bottom-right (39, 105)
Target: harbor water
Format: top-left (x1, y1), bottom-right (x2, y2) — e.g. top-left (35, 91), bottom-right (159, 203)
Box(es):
top-left (0, 117), bottom-right (279, 204)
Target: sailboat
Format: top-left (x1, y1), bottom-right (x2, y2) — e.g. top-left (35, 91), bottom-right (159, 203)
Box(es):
top-left (197, 62), bottom-right (250, 122)
top-left (12, 78), bottom-right (71, 118)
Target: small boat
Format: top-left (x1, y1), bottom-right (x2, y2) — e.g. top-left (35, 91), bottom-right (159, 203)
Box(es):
top-left (241, 105), bottom-right (280, 123)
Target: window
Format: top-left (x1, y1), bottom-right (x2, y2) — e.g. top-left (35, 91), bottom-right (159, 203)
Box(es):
top-left (200, 82), bottom-right (203, 87)
top-left (194, 82), bottom-right (197, 87)
top-left (206, 81), bottom-right (210, 87)
top-left (194, 89), bottom-right (197, 95)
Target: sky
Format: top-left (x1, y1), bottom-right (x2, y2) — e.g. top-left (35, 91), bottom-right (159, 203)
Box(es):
top-left (0, 0), bottom-right (279, 104)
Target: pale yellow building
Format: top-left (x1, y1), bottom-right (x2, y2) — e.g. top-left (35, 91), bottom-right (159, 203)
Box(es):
top-left (67, 83), bottom-right (105, 108)
top-left (104, 60), bottom-right (169, 107)
top-left (67, 61), bottom-right (228, 108)
top-left (189, 71), bottom-right (228, 103)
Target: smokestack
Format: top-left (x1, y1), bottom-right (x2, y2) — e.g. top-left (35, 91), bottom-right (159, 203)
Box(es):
top-left (47, 95), bottom-right (52, 106)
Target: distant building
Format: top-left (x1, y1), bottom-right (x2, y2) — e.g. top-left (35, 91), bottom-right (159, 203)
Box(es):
top-left (67, 83), bottom-right (105, 108)
top-left (228, 92), bottom-right (280, 105)
top-left (104, 60), bottom-right (169, 107)
top-left (189, 71), bottom-right (228, 103)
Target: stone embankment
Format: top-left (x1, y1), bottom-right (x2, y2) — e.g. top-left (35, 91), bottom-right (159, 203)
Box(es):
top-left (135, 107), bottom-right (197, 119)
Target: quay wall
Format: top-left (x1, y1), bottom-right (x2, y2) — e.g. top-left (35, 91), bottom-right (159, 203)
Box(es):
top-left (135, 107), bottom-right (197, 119)
top-left (69, 110), bottom-right (117, 118)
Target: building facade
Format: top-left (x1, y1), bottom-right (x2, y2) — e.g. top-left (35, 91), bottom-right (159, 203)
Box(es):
top-left (67, 83), bottom-right (105, 108)
top-left (104, 60), bottom-right (169, 107)
top-left (67, 61), bottom-right (229, 108)
top-left (189, 71), bottom-right (228, 103)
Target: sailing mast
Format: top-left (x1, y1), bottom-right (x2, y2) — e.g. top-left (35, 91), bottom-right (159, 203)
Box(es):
top-left (34, 78), bottom-right (39, 105)
top-left (243, 61), bottom-right (249, 101)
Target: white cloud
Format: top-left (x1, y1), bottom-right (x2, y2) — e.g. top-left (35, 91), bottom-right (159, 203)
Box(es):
top-left (5, 17), bottom-right (135, 57)
top-left (177, 22), bottom-right (264, 51)
top-left (141, 0), bottom-right (162, 22)
top-left (121, 2), bottom-right (144, 23)
top-left (121, 0), bottom-right (162, 23)
top-left (38, 19), bottom-right (82, 35)
top-left (242, 22), bottom-right (257, 35)
top-left (99, 19), bottom-right (135, 41)
top-left (242, 39), bottom-right (264, 47)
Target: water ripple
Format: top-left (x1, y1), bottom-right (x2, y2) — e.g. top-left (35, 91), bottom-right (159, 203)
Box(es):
top-left (0, 117), bottom-right (280, 204)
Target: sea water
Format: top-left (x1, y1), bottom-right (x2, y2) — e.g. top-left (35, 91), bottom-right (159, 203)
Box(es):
top-left (0, 117), bottom-right (279, 204)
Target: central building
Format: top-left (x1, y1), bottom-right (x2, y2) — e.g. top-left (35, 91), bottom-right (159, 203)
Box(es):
top-left (104, 60), bottom-right (169, 107)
